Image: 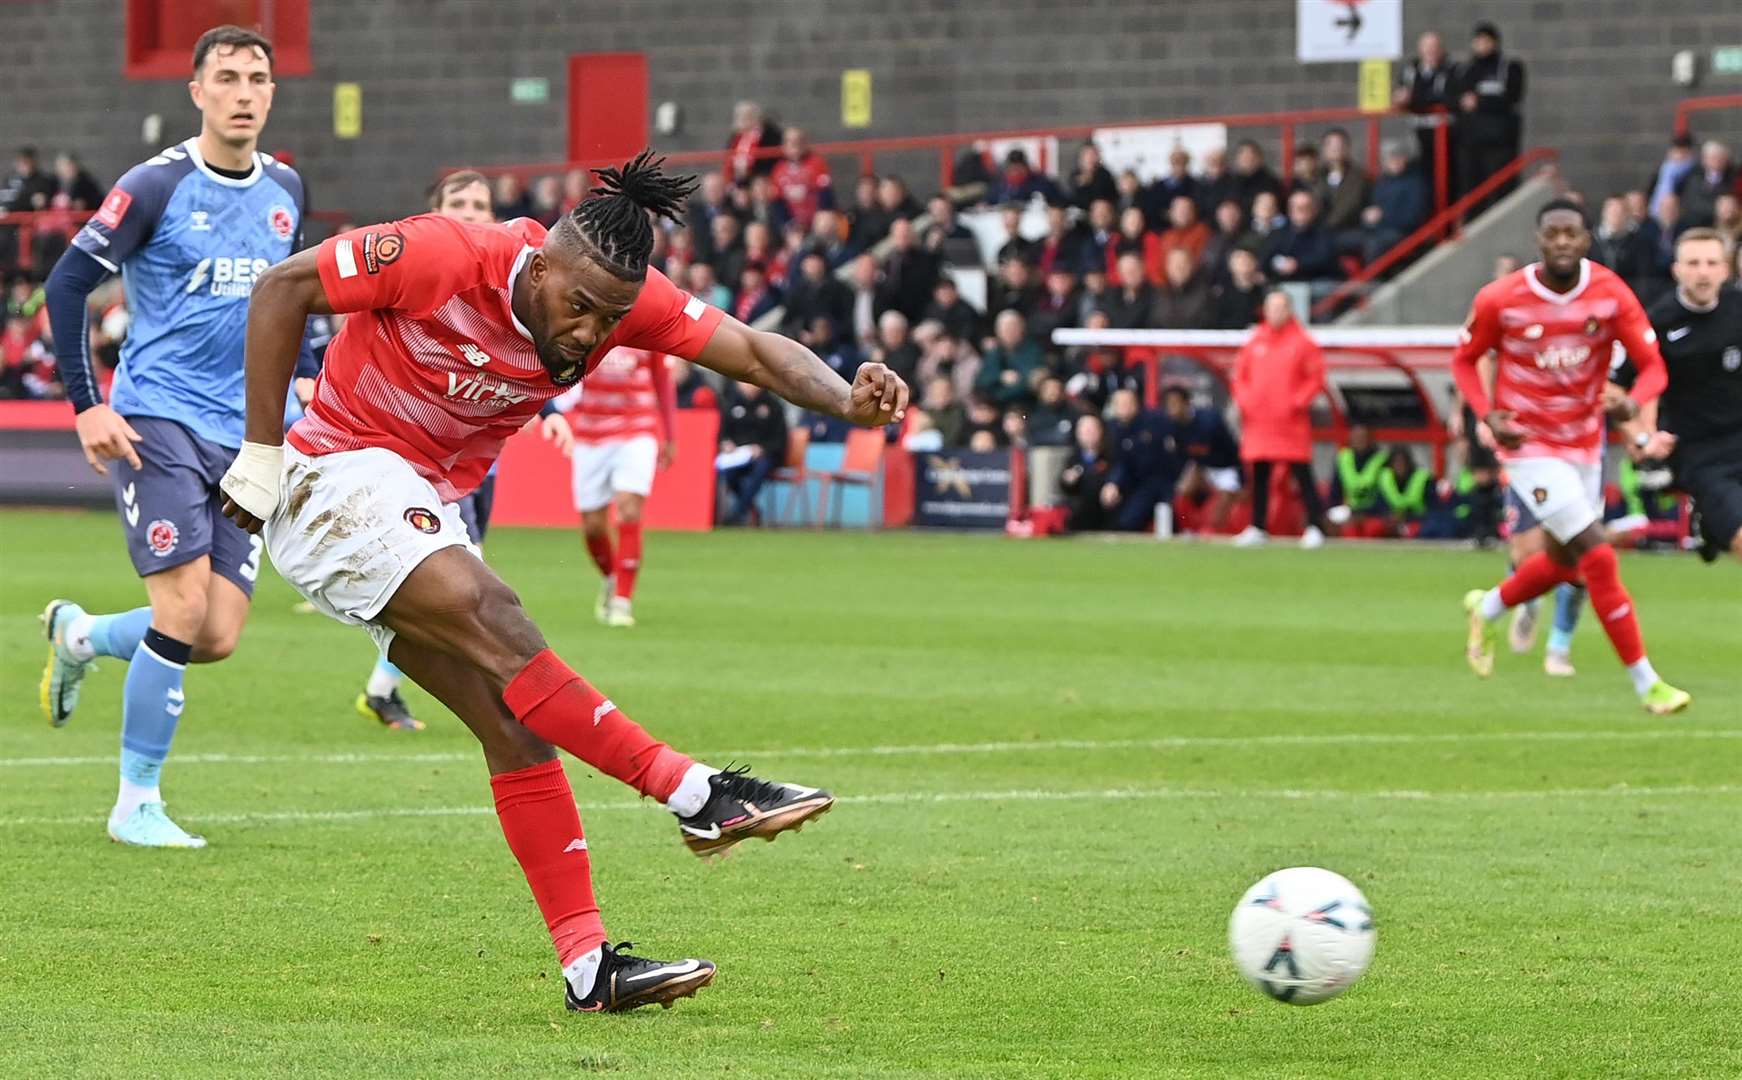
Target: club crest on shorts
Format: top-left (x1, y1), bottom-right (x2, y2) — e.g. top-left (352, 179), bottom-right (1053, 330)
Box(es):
top-left (1532, 487), bottom-right (1549, 505)
top-left (403, 507), bottom-right (441, 534)
top-left (146, 519), bottom-right (180, 557)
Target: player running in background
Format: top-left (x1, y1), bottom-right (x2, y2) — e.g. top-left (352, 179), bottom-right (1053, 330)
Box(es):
top-left (540, 345), bottom-right (677, 628)
top-left (1453, 198), bottom-right (1690, 715)
top-left (37, 26), bottom-right (308, 846)
top-left (216, 155), bottom-right (908, 1011)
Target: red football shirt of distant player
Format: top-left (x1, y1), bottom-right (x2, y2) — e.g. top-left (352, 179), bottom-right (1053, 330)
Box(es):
top-left (1450, 259), bottom-right (1667, 463)
top-left (288, 214), bottom-right (723, 500)
top-left (769, 153), bottom-right (832, 228)
top-left (558, 347), bottom-right (677, 446)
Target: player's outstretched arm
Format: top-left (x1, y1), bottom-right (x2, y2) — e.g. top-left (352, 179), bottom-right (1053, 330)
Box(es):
top-left (695, 315), bottom-right (908, 427)
top-left (219, 248), bottom-right (334, 533)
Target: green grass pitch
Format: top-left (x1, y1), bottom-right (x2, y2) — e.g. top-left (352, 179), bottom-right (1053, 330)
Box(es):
top-left (2, 509), bottom-right (1739, 1079)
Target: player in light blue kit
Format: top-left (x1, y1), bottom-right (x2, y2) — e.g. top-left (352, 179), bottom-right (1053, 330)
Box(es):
top-left (37, 25), bottom-right (307, 848)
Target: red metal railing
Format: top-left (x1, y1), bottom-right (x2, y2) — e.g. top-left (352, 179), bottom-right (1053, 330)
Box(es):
top-left (1673, 93), bottom-right (1742, 137)
top-left (1309, 147), bottom-right (1560, 321)
top-left (449, 104), bottom-right (1451, 221)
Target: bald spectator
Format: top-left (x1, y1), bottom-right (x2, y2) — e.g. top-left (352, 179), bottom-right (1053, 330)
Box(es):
top-left (724, 100), bottom-right (782, 185)
top-left (1676, 140), bottom-right (1737, 229)
top-left (1264, 190), bottom-right (1340, 283)
top-left (976, 309), bottom-right (1045, 406)
top-left (770, 127), bottom-right (833, 229)
top-left (1067, 142), bottom-right (1118, 210)
top-left (1312, 129), bottom-right (1372, 233)
top-left (1395, 31), bottom-right (1458, 197)
top-left (1150, 247), bottom-right (1212, 329)
top-left (1157, 196), bottom-right (1212, 267)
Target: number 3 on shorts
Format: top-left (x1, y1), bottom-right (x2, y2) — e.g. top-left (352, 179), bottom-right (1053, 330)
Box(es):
top-left (240, 533), bottom-right (264, 583)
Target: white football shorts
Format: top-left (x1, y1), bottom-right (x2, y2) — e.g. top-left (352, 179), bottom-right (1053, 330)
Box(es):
top-left (570, 435), bottom-right (658, 512)
top-left (1502, 456), bottom-right (1603, 545)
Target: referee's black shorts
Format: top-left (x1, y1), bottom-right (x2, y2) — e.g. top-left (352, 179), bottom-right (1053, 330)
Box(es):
top-left (1677, 433), bottom-right (1742, 551)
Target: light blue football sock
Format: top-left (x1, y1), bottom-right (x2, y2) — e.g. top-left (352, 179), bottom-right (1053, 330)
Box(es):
top-left (1546, 583), bottom-right (1585, 654)
top-left (87, 606), bottom-right (153, 660)
top-left (117, 629), bottom-right (191, 809)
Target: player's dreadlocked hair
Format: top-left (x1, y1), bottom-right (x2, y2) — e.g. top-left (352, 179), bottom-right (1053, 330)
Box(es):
top-left (555, 150), bottom-right (697, 282)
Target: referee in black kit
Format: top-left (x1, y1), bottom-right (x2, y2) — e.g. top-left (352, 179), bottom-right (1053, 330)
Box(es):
top-left (1640, 227), bottom-right (1742, 564)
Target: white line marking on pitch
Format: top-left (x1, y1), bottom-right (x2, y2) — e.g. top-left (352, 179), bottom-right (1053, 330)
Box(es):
top-left (1, 783), bottom-right (1736, 829)
top-left (2, 728), bottom-right (1738, 770)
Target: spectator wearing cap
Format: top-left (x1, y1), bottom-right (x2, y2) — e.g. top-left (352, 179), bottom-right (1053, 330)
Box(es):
top-left (922, 276), bottom-right (984, 345)
top-left (1312, 129), bottom-right (1372, 235)
top-left (1067, 142), bottom-right (1118, 211)
top-left (770, 127), bottom-right (833, 230)
top-left (1150, 248), bottom-right (1213, 329)
top-left (1357, 141), bottom-right (1430, 264)
top-left (1455, 22), bottom-right (1525, 205)
top-left (1107, 206), bottom-right (1163, 284)
top-left (1157, 196), bottom-right (1212, 269)
top-left (1212, 248), bottom-right (1266, 329)
top-left (1394, 31), bottom-right (1459, 200)
top-left (1675, 140), bottom-right (1738, 229)
top-left (991, 148), bottom-right (1062, 205)
top-left (1146, 146), bottom-right (1199, 223)
top-left (1264, 190), bottom-right (1341, 284)
top-left (975, 309), bottom-right (1046, 408)
top-left (724, 100), bottom-right (782, 185)
top-left (1195, 147), bottom-right (1241, 222)
top-left (1231, 141), bottom-right (1284, 211)
top-left (1647, 133), bottom-right (1697, 219)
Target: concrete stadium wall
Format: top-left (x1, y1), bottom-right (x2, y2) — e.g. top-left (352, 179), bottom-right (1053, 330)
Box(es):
top-left (3, 0), bottom-right (1737, 226)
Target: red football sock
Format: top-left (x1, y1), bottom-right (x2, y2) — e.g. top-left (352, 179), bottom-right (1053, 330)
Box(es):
top-left (584, 531), bottom-right (615, 578)
top-left (502, 649), bottom-right (692, 802)
top-left (1578, 543), bottom-right (1646, 665)
top-left (1498, 551), bottom-right (1580, 608)
top-left (489, 759), bottom-right (604, 967)
top-left (614, 520), bottom-right (643, 601)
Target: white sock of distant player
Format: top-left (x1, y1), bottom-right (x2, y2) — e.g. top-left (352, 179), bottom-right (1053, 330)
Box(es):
top-left (1626, 658), bottom-right (1660, 697)
top-left (1478, 587), bottom-right (1508, 622)
top-left (564, 945), bottom-right (603, 997)
top-left (665, 764), bottom-right (720, 818)
top-left (366, 656), bottom-right (404, 698)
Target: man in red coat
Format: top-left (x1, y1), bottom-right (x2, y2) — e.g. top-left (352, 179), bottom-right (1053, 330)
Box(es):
top-left (1231, 290), bottom-right (1331, 547)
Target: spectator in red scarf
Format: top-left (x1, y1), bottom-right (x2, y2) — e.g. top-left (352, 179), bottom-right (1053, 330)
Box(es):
top-left (990, 148), bottom-right (1062, 205)
top-left (733, 262), bottom-right (781, 326)
top-left (1231, 290), bottom-right (1331, 547)
top-left (724, 100), bottom-right (782, 185)
top-left (770, 127), bottom-right (833, 229)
